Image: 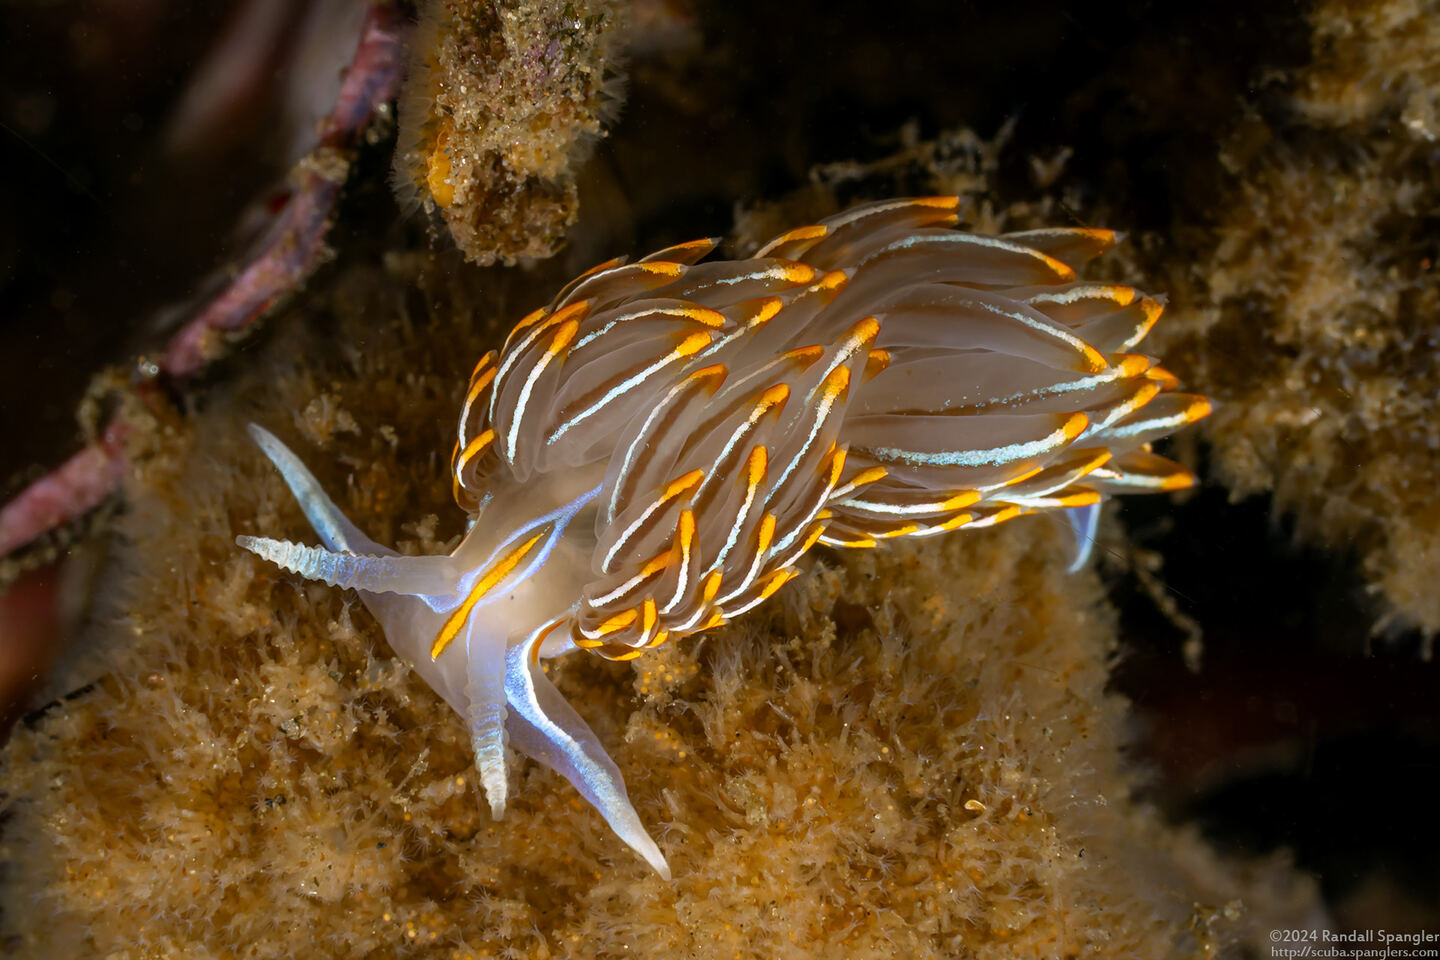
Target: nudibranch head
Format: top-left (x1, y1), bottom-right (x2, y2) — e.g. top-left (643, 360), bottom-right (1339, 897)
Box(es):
top-left (238, 197), bottom-right (1210, 877)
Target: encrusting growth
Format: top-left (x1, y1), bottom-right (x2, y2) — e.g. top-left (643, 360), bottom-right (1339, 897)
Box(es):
top-left (393, 0), bottom-right (627, 265)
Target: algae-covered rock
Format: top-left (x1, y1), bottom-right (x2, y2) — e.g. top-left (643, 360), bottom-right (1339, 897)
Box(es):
top-left (1150, 0), bottom-right (1440, 636)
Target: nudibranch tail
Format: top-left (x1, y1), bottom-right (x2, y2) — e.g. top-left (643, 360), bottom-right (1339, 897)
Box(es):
top-left (505, 622), bottom-right (671, 879)
top-left (239, 197), bottom-right (1211, 877)
top-left (464, 614), bottom-right (510, 820)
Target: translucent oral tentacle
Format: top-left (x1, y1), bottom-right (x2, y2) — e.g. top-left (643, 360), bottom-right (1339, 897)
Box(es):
top-left (503, 621), bottom-right (671, 879)
top-left (235, 536), bottom-right (457, 595)
top-left (247, 423), bottom-right (388, 555)
top-left (465, 614), bottom-right (511, 819)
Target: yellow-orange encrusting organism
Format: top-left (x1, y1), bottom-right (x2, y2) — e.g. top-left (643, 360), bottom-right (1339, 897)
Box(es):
top-left (393, 0), bottom-right (628, 264)
top-left (237, 197), bottom-right (1211, 875)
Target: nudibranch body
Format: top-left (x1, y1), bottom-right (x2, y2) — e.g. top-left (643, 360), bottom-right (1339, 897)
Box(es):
top-left (238, 197), bottom-right (1210, 877)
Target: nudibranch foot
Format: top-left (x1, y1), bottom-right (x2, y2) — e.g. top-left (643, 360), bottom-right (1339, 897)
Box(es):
top-left (238, 425), bottom-right (669, 877)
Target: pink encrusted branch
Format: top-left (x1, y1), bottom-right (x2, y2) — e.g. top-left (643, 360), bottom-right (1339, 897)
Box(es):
top-left (0, 2), bottom-right (406, 562)
top-left (0, 422), bottom-right (130, 559)
top-left (163, 2), bottom-right (407, 377)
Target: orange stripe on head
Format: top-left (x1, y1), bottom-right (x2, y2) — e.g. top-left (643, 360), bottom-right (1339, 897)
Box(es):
top-left (1001, 464), bottom-right (1045, 488)
top-left (1070, 449), bottom-right (1114, 480)
top-left (1075, 227), bottom-right (1117, 247)
top-left (431, 531), bottom-right (547, 659)
top-left (661, 238), bottom-right (719, 262)
top-left (573, 256), bottom-right (626, 284)
top-left (826, 534), bottom-right (878, 548)
top-left (548, 298), bottom-right (592, 330)
top-left (638, 551), bottom-right (672, 579)
top-left (466, 350), bottom-right (498, 393)
top-left (988, 504), bottom-right (1023, 525)
top-left (827, 464), bottom-right (888, 502)
top-left (1034, 250), bottom-right (1077, 283)
top-left (755, 384), bottom-right (790, 417)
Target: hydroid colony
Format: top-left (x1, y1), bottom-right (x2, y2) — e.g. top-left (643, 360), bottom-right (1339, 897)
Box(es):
top-left (238, 196), bottom-right (1211, 874)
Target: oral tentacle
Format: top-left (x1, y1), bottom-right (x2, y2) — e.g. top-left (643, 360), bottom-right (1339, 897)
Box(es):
top-left (247, 424), bottom-right (389, 555)
top-left (235, 535), bottom-right (457, 596)
top-left (503, 621), bottom-right (671, 879)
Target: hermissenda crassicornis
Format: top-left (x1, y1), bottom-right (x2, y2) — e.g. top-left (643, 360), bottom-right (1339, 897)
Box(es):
top-left (237, 197), bottom-right (1210, 877)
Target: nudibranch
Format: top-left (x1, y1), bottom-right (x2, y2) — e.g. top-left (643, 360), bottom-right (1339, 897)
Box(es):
top-left (238, 197), bottom-right (1210, 877)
